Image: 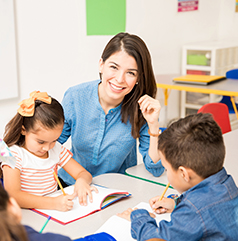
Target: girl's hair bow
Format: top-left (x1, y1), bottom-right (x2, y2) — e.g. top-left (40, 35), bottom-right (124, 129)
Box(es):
top-left (17, 91), bottom-right (52, 117)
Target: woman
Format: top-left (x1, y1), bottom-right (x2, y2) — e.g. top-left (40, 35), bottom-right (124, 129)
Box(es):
top-left (58, 32), bottom-right (164, 185)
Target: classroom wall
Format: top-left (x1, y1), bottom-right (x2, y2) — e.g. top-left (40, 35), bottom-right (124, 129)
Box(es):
top-left (1, 0), bottom-right (238, 138)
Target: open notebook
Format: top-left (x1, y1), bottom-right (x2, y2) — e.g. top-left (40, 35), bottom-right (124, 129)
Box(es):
top-left (96, 202), bottom-right (171, 241)
top-left (32, 184), bottom-right (131, 225)
top-left (173, 75), bottom-right (226, 85)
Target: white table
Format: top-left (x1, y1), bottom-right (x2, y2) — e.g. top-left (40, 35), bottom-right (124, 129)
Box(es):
top-left (21, 173), bottom-right (177, 240)
top-left (126, 129), bottom-right (238, 186)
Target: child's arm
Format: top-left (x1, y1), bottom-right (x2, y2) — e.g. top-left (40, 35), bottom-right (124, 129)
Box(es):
top-left (3, 166), bottom-right (75, 211)
top-left (62, 157), bottom-right (98, 206)
top-left (149, 196), bottom-right (176, 214)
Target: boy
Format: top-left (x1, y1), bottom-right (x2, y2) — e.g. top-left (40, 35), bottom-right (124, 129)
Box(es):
top-left (118, 113), bottom-right (238, 240)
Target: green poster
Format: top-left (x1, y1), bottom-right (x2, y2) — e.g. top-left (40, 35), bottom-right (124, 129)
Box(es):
top-left (86, 0), bottom-right (126, 35)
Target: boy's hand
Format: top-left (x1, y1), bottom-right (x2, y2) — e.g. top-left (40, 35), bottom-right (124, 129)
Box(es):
top-left (150, 196), bottom-right (175, 214)
top-left (54, 193), bottom-right (76, 211)
top-left (74, 179), bottom-right (98, 206)
top-left (117, 208), bottom-right (156, 221)
top-left (117, 208), bottom-right (134, 221)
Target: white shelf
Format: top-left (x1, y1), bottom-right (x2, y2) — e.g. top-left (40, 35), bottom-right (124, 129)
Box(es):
top-left (181, 40), bottom-right (238, 117)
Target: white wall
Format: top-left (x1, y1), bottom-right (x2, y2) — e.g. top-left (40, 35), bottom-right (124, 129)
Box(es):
top-left (1, 0), bottom-right (238, 137)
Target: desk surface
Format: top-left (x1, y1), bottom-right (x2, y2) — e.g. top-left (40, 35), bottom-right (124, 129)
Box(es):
top-left (21, 173), bottom-right (177, 239)
top-left (126, 129), bottom-right (238, 186)
top-left (156, 74), bottom-right (238, 96)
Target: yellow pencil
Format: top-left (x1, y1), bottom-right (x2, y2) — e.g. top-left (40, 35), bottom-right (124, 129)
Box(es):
top-left (52, 170), bottom-right (66, 196)
top-left (159, 183), bottom-right (170, 201)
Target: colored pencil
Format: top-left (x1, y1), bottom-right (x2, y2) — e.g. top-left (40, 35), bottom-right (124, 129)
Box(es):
top-left (159, 182), bottom-right (170, 201)
top-left (39, 216), bottom-right (51, 233)
top-left (52, 170), bottom-right (66, 196)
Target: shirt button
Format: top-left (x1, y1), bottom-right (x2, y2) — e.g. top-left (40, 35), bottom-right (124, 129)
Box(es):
top-left (111, 110), bottom-right (113, 113)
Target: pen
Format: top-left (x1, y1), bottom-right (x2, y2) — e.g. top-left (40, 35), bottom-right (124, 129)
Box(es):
top-left (52, 169), bottom-right (66, 196)
top-left (39, 216), bottom-right (51, 233)
top-left (159, 182), bottom-right (170, 201)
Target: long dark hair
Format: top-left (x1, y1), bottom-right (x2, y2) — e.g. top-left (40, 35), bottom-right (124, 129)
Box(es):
top-left (101, 32), bottom-right (157, 138)
top-left (0, 184), bottom-right (28, 241)
top-left (3, 97), bottom-right (64, 147)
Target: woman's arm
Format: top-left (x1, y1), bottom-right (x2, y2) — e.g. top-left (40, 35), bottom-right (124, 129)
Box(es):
top-left (3, 166), bottom-right (75, 211)
top-left (138, 95), bottom-right (164, 177)
top-left (138, 95), bottom-right (161, 163)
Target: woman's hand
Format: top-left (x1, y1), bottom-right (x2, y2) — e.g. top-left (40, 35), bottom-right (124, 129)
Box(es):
top-left (149, 196), bottom-right (175, 214)
top-left (74, 179), bottom-right (98, 206)
top-left (138, 94), bottom-right (161, 127)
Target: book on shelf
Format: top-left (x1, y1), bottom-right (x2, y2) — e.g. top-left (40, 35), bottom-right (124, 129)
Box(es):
top-left (32, 184), bottom-right (131, 225)
top-left (96, 202), bottom-right (171, 241)
top-left (173, 74), bottom-right (226, 85)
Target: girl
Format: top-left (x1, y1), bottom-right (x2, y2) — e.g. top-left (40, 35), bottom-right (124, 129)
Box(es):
top-left (1, 91), bottom-right (97, 211)
top-left (0, 183), bottom-right (71, 241)
top-left (58, 32), bottom-right (164, 186)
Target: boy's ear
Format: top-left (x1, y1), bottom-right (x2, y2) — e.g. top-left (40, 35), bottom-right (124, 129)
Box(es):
top-left (178, 166), bottom-right (190, 183)
top-left (21, 125), bottom-right (26, 135)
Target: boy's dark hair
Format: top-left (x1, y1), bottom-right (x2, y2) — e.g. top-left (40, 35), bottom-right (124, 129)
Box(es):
top-left (3, 97), bottom-right (64, 147)
top-left (158, 113), bottom-right (225, 178)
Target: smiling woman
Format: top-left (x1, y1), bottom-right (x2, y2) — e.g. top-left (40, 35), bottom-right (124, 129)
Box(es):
top-left (58, 32), bottom-right (165, 185)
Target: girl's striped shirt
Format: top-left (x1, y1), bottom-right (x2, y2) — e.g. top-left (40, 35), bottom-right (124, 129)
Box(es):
top-left (2, 142), bottom-right (72, 196)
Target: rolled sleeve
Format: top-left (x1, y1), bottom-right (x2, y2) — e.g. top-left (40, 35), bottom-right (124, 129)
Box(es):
top-left (131, 209), bottom-right (160, 241)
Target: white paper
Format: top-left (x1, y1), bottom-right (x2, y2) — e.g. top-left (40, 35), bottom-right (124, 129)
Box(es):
top-left (96, 202), bottom-right (171, 241)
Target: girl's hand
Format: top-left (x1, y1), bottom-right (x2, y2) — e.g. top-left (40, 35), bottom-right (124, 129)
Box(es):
top-left (138, 95), bottom-right (161, 126)
top-left (149, 196), bottom-right (175, 214)
top-left (54, 193), bottom-right (76, 211)
top-left (74, 179), bottom-right (98, 206)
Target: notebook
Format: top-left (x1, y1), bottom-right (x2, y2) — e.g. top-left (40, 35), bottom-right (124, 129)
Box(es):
top-left (96, 202), bottom-right (171, 241)
top-left (173, 75), bottom-right (226, 85)
top-left (32, 184), bottom-right (131, 225)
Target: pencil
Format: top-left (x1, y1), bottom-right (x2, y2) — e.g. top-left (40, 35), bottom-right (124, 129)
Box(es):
top-left (158, 182), bottom-right (170, 201)
top-left (52, 170), bottom-right (66, 196)
top-left (39, 216), bottom-right (51, 233)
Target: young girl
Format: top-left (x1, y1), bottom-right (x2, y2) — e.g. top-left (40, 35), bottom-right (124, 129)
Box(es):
top-left (0, 183), bottom-right (71, 241)
top-left (1, 91), bottom-right (97, 211)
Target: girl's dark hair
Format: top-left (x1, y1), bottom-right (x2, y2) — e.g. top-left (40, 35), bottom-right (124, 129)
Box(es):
top-left (3, 97), bottom-right (64, 147)
top-left (101, 32), bottom-right (157, 138)
top-left (0, 184), bottom-right (28, 241)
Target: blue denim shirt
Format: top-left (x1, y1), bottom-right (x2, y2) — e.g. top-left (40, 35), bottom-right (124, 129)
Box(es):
top-left (58, 80), bottom-right (164, 184)
top-left (131, 168), bottom-right (238, 241)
